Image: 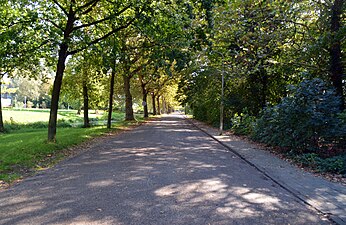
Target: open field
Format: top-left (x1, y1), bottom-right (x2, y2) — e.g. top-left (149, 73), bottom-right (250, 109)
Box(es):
top-left (2, 108), bottom-right (104, 123)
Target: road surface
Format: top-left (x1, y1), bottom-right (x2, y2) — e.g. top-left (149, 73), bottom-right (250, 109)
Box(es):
top-left (0, 114), bottom-right (330, 224)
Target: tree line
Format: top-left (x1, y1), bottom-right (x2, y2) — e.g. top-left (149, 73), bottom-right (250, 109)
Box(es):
top-left (1, 0), bottom-right (345, 156)
top-left (177, 0), bottom-right (346, 160)
top-left (0, 0), bottom-right (205, 141)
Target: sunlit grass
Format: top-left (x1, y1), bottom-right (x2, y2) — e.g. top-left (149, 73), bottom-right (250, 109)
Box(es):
top-left (2, 108), bottom-right (105, 123)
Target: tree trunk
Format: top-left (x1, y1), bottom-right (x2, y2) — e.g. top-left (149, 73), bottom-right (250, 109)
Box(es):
top-left (0, 78), bottom-right (4, 133)
top-left (162, 97), bottom-right (167, 114)
top-left (83, 80), bottom-right (90, 128)
top-left (157, 95), bottom-right (161, 115)
top-left (141, 82), bottom-right (148, 118)
top-left (261, 69), bottom-right (268, 109)
top-left (330, 0), bottom-right (344, 110)
top-left (48, 43), bottom-right (68, 142)
top-left (123, 75), bottom-right (134, 120)
top-left (107, 69), bottom-right (116, 128)
top-left (152, 93), bottom-right (156, 115)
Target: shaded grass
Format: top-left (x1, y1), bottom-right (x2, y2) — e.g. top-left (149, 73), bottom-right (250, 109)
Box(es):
top-left (0, 127), bottom-right (107, 182)
top-left (0, 113), bottom-right (145, 184)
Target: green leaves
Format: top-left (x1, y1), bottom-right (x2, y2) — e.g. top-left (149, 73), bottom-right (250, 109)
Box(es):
top-left (253, 78), bottom-right (346, 151)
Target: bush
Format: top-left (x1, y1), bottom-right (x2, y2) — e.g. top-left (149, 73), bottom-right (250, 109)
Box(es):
top-left (295, 153), bottom-right (346, 174)
top-left (318, 156), bottom-right (346, 174)
top-left (231, 111), bottom-right (256, 135)
top-left (253, 78), bottom-right (346, 152)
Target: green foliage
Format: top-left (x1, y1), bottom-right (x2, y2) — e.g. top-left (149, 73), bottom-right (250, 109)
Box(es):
top-left (184, 68), bottom-right (222, 126)
top-left (231, 111), bottom-right (256, 135)
top-left (294, 153), bottom-right (346, 174)
top-left (253, 78), bottom-right (346, 151)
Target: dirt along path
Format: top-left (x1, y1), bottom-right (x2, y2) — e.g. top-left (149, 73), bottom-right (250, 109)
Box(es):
top-left (0, 113), bottom-right (331, 224)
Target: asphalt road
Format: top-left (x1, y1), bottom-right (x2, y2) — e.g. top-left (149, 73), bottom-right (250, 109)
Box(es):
top-left (0, 114), bottom-right (330, 225)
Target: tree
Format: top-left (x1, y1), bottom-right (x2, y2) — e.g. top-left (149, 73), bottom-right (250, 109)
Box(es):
top-left (28, 0), bottom-right (144, 141)
top-left (0, 0), bottom-right (42, 131)
top-left (329, 0), bottom-right (345, 109)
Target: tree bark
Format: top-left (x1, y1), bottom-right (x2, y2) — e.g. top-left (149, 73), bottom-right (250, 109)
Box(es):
top-left (152, 93), bottom-right (156, 115)
top-left (156, 95), bottom-right (161, 115)
top-left (141, 82), bottom-right (148, 118)
top-left (48, 8), bottom-right (75, 142)
top-left (261, 69), bottom-right (268, 109)
top-left (330, 0), bottom-right (344, 110)
top-left (123, 74), bottom-right (134, 120)
top-left (48, 43), bottom-right (68, 142)
top-left (0, 78), bottom-right (4, 132)
top-left (162, 97), bottom-right (167, 114)
top-left (107, 69), bottom-right (116, 128)
top-left (83, 80), bottom-right (90, 128)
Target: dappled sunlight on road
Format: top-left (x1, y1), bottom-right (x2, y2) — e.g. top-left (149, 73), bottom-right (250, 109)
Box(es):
top-left (0, 114), bottom-right (329, 224)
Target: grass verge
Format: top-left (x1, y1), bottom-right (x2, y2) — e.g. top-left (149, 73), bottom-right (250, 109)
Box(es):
top-left (0, 115), bottom-right (145, 186)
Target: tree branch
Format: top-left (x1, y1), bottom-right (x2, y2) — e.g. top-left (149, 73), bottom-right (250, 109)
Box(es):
top-left (68, 17), bottom-right (137, 55)
top-left (73, 4), bottom-right (132, 31)
top-left (51, 0), bottom-right (68, 16)
top-left (43, 18), bottom-right (64, 33)
top-left (76, 0), bottom-right (100, 14)
top-left (80, 0), bottom-right (99, 15)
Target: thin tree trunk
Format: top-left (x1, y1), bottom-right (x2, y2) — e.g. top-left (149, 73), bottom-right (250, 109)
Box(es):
top-left (0, 78), bottom-right (4, 132)
top-left (107, 69), bottom-right (116, 128)
top-left (83, 80), bottom-right (90, 128)
top-left (157, 95), bottom-right (161, 115)
top-left (123, 74), bottom-right (134, 120)
top-left (330, 0), bottom-right (344, 110)
top-left (141, 82), bottom-right (148, 118)
top-left (48, 43), bottom-right (68, 142)
top-left (261, 69), bottom-right (267, 109)
top-left (162, 97), bottom-right (166, 114)
top-left (152, 93), bottom-right (156, 115)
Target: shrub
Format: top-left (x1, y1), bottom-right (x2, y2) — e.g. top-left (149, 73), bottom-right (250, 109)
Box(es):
top-left (231, 111), bottom-right (256, 135)
top-left (253, 78), bottom-right (346, 152)
top-left (317, 156), bottom-right (345, 174)
top-left (295, 153), bottom-right (346, 174)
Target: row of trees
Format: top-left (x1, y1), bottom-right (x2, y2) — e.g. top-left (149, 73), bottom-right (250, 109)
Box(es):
top-left (2, 0), bottom-right (344, 149)
top-left (178, 0), bottom-right (345, 123)
top-left (177, 0), bottom-right (345, 153)
top-left (1, 76), bottom-right (51, 108)
top-left (0, 0), bottom-right (211, 139)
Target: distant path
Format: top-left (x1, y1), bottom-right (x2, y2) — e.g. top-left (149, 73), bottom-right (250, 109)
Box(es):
top-left (0, 114), bottom-right (329, 224)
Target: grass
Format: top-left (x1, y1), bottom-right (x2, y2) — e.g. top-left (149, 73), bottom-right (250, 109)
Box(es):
top-left (2, 108), bottom-right (105, 123)
top-left (0, 109), bottom-right (145, 184)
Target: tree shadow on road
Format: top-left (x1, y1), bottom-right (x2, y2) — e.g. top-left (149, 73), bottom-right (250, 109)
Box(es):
top-left (0, 115), bottom-right (330, 224)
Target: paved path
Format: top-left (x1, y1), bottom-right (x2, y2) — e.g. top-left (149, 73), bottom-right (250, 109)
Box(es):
top-left (0, 114), bottom-right (331, 224)
top-left (189, 117), bottom-right (346, 225)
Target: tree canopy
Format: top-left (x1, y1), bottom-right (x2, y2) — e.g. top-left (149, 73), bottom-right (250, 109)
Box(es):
top-left (0, 0), bottom-right (345, 153)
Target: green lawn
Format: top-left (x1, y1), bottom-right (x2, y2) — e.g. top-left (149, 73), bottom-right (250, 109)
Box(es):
top-left (2, 108), bottom-right (105, 123)
top-left (0, 109), bottom-right (145, 184)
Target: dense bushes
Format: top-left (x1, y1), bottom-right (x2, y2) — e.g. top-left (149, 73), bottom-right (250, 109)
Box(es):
top-left (293, 153), bottom-right (346, 174)
top-left (227, 79), bottom-right (346, 174)
top-left (230, 111), bottom-right (256, 135)
top-left (252, 78), bottom-right (346, 152)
